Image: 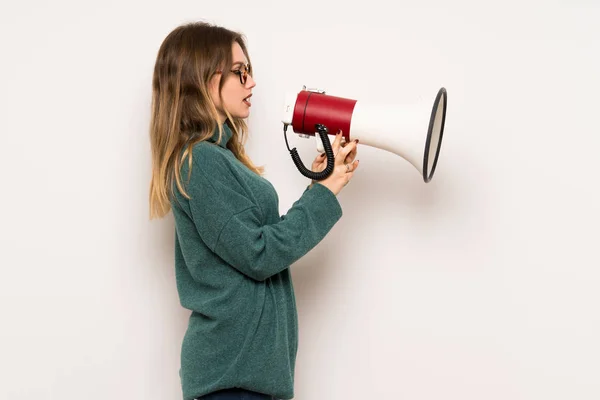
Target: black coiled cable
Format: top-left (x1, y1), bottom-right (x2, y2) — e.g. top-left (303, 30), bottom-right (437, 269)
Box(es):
top-left (284, 123), bottom-right (335, 181)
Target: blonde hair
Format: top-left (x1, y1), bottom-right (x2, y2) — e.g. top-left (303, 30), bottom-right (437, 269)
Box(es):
top-left (148, 21), bottom-right (264, 219)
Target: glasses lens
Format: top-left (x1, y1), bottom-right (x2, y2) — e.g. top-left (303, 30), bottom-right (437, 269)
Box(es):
top-left (242, 65), bottom-right (250, 84)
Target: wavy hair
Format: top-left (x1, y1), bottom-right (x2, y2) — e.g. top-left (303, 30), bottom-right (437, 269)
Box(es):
top-left (149, 21), bottom-right (264, 219)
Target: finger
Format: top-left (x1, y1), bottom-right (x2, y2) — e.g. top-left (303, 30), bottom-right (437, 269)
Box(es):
top-left (336, 140), bottom-right (357, 165)
top-left (344, 161), bottom-right (360, 182)
top-left (345, 167), bottom-right (357, 184)
top-left (312, 154), bottom-right (325, 168)
top-left (344, 140), bottom-right (358, 163)
top-left (340, 135), bottom-right (349, 147)
top-left (313, 152), bottom-right (327, 167)
top-left (345, 159), bottom-right (360, 173)
top-left (331, 130), bottom-right (343, 155)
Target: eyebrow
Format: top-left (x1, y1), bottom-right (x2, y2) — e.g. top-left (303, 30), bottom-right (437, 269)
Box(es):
top-left (232, 61), bottom-right (249, 67)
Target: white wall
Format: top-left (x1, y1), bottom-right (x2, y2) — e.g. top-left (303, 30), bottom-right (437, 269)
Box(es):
top-left (1, 1), bottom-right (599, 399)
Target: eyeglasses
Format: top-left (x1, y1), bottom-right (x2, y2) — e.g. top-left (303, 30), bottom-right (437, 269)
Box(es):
top-left (216, 63), bottom-right (252, 85)
top-left (231, 63), bottom-right (252, 85)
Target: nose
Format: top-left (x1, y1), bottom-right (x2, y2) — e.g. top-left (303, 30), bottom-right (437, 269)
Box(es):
top-left (246, 74), bottom-right (256, 89)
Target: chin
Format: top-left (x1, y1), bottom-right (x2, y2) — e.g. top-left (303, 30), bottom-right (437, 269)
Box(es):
top-left (235, 110), bottom-right (250, 120)
top-left (226, 105), bottom-right (250, 120)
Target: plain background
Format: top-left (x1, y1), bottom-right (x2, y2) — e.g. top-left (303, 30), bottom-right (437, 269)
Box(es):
top-left (1, 1), bottom-right (599, 399)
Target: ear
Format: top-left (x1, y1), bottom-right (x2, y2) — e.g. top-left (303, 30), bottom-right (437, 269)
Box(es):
top-left (208, 73), bottom-right (220, 92)
top-left (208, 74), bottom-right (222, 105)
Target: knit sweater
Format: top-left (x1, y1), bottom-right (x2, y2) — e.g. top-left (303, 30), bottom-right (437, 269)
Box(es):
top-left (170, 123), bottom-right (343, 400)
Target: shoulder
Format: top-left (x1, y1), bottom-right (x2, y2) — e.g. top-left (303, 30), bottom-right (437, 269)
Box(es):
top-left (180, 142), bottom-right (258, 213)
top-left (191, 141), bottom-right (229, 162)
top-left (181, 141), bottom-right (230, 174)
top-left (180, 141), bottom-right (240, 187)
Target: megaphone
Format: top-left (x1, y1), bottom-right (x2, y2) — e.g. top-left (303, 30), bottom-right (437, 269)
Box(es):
top-left (281, 86), bottom-right (448, 182)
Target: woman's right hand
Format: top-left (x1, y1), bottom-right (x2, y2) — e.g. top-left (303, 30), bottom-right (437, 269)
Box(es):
top-left (317, 130), bottom-right (360, 196)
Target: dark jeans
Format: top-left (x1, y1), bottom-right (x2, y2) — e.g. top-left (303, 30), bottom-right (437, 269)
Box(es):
top-left (196, 388), bottom-right (277, 400)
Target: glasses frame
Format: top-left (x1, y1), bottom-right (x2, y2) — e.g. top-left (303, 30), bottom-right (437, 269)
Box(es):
top-left (231, 63), bottom-right (251, 85)
top-left (216, 63), bottom-right (252, 85)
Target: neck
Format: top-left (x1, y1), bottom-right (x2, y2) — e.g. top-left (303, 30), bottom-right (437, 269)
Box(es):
top-left (216, 110), bottom-right (227, 124)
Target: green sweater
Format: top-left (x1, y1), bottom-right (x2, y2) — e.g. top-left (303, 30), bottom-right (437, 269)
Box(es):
top-left (171, 124), bottom-right (343, 400)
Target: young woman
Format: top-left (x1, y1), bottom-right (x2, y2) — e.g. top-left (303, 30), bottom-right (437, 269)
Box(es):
top-left (149, 21), bottom-right (359, 400)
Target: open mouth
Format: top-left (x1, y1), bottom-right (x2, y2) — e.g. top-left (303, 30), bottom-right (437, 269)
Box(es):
top-left (243, 94), bottom-right (252, 106)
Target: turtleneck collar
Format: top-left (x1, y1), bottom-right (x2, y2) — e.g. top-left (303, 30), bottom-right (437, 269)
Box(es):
top-left (209, 123), bottom-right (234, 149)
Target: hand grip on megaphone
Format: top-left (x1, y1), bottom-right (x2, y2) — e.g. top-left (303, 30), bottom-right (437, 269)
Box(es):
top-left (316, 131), bottom-right (345, 154)
top-left (283, 123), bottom-right (336, 181)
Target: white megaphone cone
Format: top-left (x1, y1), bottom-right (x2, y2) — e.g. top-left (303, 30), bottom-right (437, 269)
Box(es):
top-left (281, 86), bottom-right (448, 183)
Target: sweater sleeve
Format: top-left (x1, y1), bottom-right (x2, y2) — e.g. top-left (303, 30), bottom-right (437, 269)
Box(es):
top-left (187, 148), bottom-right (343, 281)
